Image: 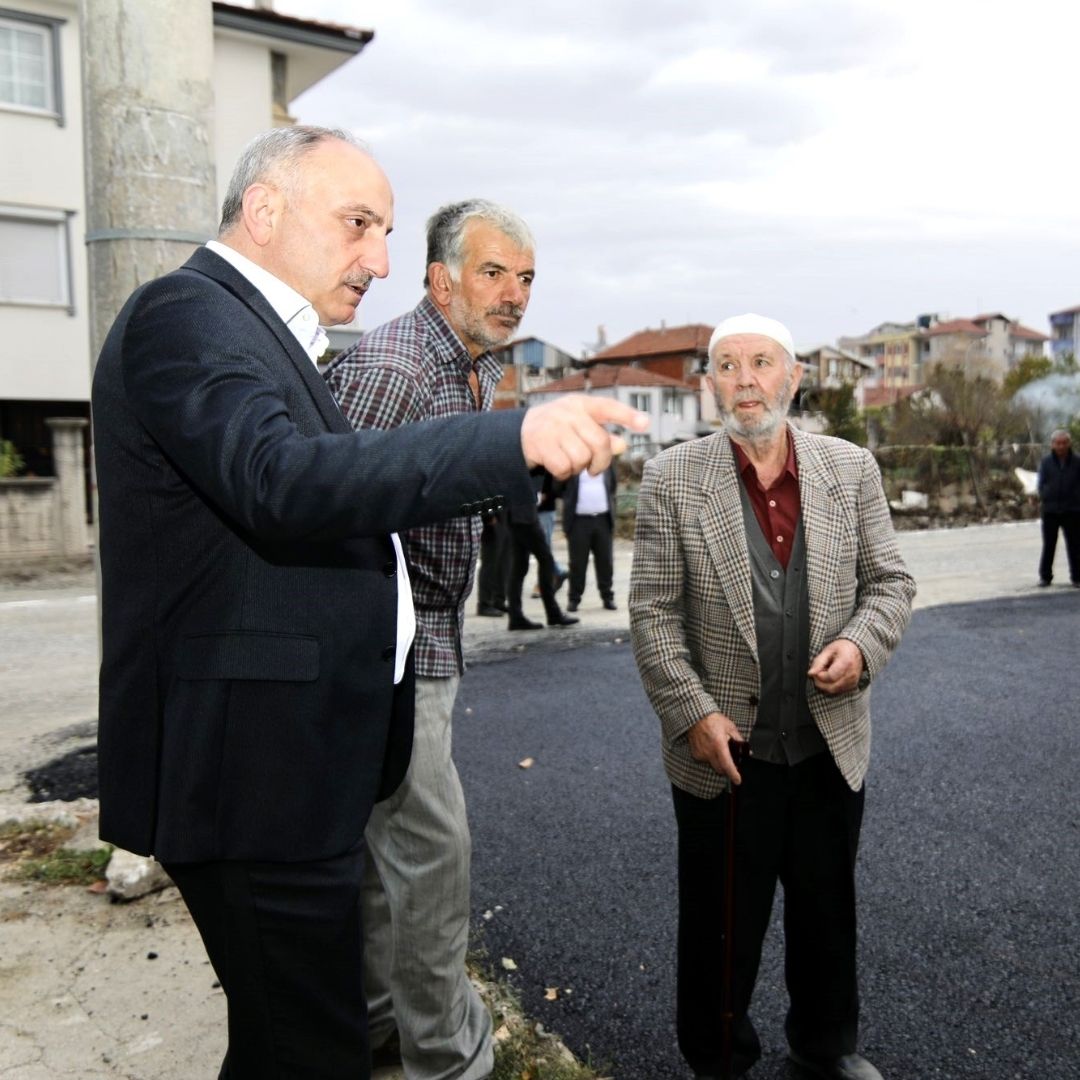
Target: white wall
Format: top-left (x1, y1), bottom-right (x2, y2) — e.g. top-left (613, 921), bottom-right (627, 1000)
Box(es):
top-left (1, 9), bottom-right (325, 406)
top-left (212, 34), bottom-right (274, 213)
top-left (0, 0), bottom-right (88, 400)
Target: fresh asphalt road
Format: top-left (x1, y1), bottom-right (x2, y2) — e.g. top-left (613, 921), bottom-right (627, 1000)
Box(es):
top-left (454, 591), bottom-right (1080, 1080)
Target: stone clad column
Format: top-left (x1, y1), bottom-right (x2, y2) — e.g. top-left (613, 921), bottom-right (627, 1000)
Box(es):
top-left (46, 418), bottom-right (89, 558)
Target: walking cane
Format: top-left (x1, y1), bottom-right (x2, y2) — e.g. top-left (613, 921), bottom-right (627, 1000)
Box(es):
top-left (720, 739), bottom-right (749, 1080)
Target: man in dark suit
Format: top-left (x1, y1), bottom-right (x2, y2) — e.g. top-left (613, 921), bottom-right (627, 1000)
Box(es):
top-left (562, 462), bottom-right (618, 611)
top-left (91, 125), bottom-right (644, 1079)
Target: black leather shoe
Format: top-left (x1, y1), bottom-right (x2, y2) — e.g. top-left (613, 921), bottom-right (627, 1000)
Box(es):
top-left (789, 1050), bottom-right (883, 1080)
top-left (1037, 579), bottom-right (1051, 587)
top-left (477, 604), bottom-right (504, 617)
top-left (547, 613), bottom-right (580, 627)
top-left (602, 598), bottom-right (617, 610)
top-left (567, 599), bottom-right (579, 612)
top-left (508, 615), bottom-right (543, 630)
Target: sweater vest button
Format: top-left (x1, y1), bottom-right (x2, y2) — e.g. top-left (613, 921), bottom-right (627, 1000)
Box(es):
top-left (381, 645), bottom-right (395, 661)
top-left (382, 561), bottom-right (396, 577)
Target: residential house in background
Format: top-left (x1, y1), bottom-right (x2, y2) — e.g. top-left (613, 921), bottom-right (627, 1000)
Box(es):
top-left (0, 0), bottom-right (372, 479)
top-left (526, 364), bottom-right (699, 457)
top-left (796, 344), bottom-right (874, 401)
top-left (488, 335), bottom-right (576, 409)
top-left (1049, 304), bottom-right (1080, 362)
top-left (589, 321), bottom-right (713, 382)
top-left (589, 321), bottom-right (714, 429)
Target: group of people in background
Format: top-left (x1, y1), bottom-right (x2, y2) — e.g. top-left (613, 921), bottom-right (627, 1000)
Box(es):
top-left (473, 460), bottom-right (618, 629)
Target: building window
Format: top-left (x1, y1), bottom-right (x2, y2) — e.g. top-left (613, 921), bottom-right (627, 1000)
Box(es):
top-left (0, 10), bottom-right (64, 122)
top-left (629, 392), bottom-right (650, 412)
top-left (0, 206), bottom-right (74, 311)
top-left (629, 432), bottom-right (650, 457)
top-left (662, 389), bottom-right (682, 416)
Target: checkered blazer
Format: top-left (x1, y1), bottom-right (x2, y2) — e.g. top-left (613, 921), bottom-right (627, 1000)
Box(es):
top-left (629, 426), bottom-right (915, 797)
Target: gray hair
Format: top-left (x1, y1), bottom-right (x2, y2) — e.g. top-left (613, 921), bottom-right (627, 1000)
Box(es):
top-left (218, 125), bottom-right (368, 234)
top-left (1051, 428), bottom-right (1071, 441)
top-left (423, 199), bottom-right (534, 288)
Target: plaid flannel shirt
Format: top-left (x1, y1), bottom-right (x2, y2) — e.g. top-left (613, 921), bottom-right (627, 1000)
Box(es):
top-left (325, 296), bottom-right (502, 677)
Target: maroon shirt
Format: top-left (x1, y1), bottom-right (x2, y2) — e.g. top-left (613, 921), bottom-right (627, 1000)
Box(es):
top-left (733, 434), bottom-right (800, 569)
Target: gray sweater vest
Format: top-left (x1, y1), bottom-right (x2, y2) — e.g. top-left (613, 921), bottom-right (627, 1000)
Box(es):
top-left (737, 477), bottom-right (827, 766)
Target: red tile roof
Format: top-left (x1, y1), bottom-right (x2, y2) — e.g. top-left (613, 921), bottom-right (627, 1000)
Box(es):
top-left (527, 364), bottom-right (697, 395)
top-left (591, 323), bottom-right (713, 361)
top-left (1009, 324), bottom-right (1049, 342)
top-left (969, 313), bottom-right (1049, 342)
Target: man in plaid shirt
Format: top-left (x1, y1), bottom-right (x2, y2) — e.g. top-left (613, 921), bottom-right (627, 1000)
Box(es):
top-left (326, 200), bottom-right (536, 1080)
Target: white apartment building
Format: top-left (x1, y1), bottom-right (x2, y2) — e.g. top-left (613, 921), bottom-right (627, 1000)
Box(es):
top-left (0, 0), bottom-right (370, 477)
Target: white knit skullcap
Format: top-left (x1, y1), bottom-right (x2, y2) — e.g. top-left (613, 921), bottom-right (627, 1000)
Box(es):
top-left (708, 313), bottom-right (795, 361)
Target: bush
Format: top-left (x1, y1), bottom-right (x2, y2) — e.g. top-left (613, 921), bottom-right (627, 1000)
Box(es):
top-left (0, 439), bottom-right (24, 478)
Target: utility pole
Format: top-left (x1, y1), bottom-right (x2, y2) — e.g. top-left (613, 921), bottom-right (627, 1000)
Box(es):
top-left (80, 0), bottom-right (218, 651)
top-left (81, 0), bottom-right (217, 369)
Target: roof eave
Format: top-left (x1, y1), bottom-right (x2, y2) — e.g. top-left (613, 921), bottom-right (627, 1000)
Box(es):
top-left (212, 3), bottom-right (373, 55)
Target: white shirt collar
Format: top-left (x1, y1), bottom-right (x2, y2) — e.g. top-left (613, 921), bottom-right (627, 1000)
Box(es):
top-left (205, 240), bottom-right (329, 364)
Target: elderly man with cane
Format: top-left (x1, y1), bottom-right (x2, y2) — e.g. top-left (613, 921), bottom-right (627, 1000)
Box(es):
top-left (630, 314), bottom-right (915, 1079)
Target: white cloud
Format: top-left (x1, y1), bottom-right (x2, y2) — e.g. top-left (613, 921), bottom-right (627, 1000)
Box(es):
top-left (266, 0), bottom-right (1080, 351)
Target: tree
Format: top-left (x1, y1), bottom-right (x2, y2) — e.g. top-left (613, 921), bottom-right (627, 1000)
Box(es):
top-left (1003, 354), bottom-right (1052, 398)
top-left (817, 384), bottom-right (865, 444)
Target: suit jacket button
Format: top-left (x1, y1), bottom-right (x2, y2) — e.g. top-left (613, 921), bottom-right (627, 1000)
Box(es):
top-left (383, 561), bottom-right (396, 577)
top-left (381, 645), bottom-right (395, 661)
top-left (748, 694), bottom-right (759, 706)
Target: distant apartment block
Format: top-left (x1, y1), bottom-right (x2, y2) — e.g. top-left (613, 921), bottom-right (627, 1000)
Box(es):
top-left (796, 344), bottom-right (874, 395)
top-left (920, 313), bottom-right (1047, 381)
top-left (1049, 305), bottom-right (1080, 361)
top-left (838, 320), bottom-right (927, 388)
top-left (840, 312), bottom-right (1046, 388)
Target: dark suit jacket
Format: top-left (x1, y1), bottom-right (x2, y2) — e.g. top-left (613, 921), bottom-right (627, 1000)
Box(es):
top-left (1037, 449), bottom-right (1080, 514)
top-left (561, 464), bottom-right (617, 533)
top-left (91, 248), bottom-right (534, 863)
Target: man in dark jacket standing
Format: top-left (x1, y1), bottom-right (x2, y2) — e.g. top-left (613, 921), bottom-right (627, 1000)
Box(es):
top-left (1037, 429), bottom-right (1080, 587)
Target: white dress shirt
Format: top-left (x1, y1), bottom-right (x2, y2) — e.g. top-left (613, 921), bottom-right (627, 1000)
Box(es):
top-left (204, 242), bottom-right (415, 683)
top-left (576, 468), bottom-right (610, 515)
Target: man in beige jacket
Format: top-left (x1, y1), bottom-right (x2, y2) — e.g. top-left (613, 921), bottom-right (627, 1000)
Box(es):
top-left (630, 314), bottom-right (915, 1080)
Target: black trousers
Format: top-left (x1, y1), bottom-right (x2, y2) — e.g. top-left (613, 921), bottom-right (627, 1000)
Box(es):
top-left (1039, 510), bottom-right (1080, 583)
top-left (671, 753), bottom-right (865, 1076)
top-left (567, 513), bottom-right (614, 604)
top-left (165, 840), bottom-right (369, 1080)
top-left (477, 509), bottom-right (510, 608)
top-left (507, 518), bottom-right (561, 621)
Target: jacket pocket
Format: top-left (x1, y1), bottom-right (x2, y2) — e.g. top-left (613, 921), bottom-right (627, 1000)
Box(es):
top-left (177, 631), bottom-right (319, 682)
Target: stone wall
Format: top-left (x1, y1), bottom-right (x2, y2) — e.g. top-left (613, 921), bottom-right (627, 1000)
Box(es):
top-left (0, 419), bottom-right (90, 564)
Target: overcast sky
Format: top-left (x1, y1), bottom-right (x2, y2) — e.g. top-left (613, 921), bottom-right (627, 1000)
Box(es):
top-left (273, 0), bottom-right (1079, 356)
